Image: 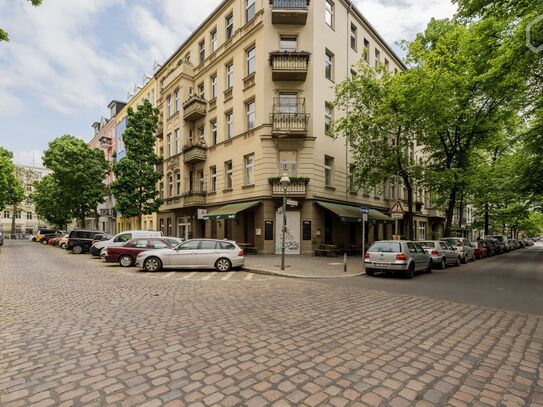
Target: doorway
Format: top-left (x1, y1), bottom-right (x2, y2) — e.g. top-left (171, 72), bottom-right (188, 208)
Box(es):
top-left (177, 217), bottom-right (191, 240)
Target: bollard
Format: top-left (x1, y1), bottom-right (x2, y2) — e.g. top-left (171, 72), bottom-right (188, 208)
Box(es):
top-left (344, 252), bottom-right (347, 272)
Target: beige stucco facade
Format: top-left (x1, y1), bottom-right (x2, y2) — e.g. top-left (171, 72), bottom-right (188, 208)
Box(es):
top-left (153, 0), bottom-right (444, 253)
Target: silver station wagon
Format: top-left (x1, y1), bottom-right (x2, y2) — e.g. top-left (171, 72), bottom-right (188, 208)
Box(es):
top-left (364, 240), bottom-right (432, 278)
top-left (418, 240), bottom-right (462, 269)
top-left (135, 238), bottom-right (245, 272)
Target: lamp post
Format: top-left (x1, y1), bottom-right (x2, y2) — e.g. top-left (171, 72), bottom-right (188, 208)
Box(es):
top-left (280, 173), bottom-right (290, 271)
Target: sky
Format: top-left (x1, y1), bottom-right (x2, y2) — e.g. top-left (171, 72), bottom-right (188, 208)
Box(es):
top-left (0, 0), bottom-right (457, 167)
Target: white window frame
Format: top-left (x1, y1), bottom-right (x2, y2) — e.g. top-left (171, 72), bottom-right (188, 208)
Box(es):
top-left (226, 63), bottom-right (234, 89)
top-left (210, 166), bottom-right (217, 192)
top-left (226, 13), bottom-right (234, 40)
top-left (175, 172), bottom-right (181, 195)
top-left (246, 0), bottom-right (256, 23)
top-left (244, 154), bottom-right (254, 185)
top-left (279, 150), bottom-right (298, 176)
top-left (246, 100), bottom-right (256, 130)
top-left (174, 90), bottom-right (179, 112)
top-left (198, 83), bottom-right (205, 99)
top-left (225, 161), bottom-right (233, 189)
top-left (247, 46), bottom-right (256, 75)
top-left (174, 129), bottom-right (180, 154)
top-left (350, 24), bottom-right (357, 51)
top-left (167, 96), bottom-right (172, 117)
top-left (325, 102), bottom-right (333, 133)
top-left (210, 29), bottom-right (218, 53)
top-left (226, 112), bottom-right (233, 139)
top-left (279, 35), bottom-right (298, 52)
top-left (325, 50), bottom-right (334, 81)
top-left (211, 120), bottom-right (217, 145)
top-left (325, 0), bottom-right (334, 28)
top-left (167, 134), bottom-right (172, 157)
top-left (324, 155), bottom-right (334, 186)
top-left (211, 75), bottom-right (217, 99)
top-left (199, 40), bottom-right (205, 64)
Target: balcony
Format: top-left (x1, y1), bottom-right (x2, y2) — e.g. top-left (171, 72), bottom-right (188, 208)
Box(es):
top-left (270, 97), bottom-right (309, 136)
top-left (269, 177), bottom-right (309, 197)
top-left (269, 51), bottom-right (310, 81)
top-left (183, 191), bottom-right (207, 207)
top-left (99, 137), bottom-right (112, 148)
top-left (270, 0), bottom-right (309, 25)
top-left (183, 96), bottom-right (207, 122)
top-left (183, 144), bottom-right (207, 164)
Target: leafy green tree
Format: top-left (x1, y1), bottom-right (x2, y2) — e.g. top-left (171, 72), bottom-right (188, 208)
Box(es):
top-left (0, 148), bottom-right (18, 211)
top-left (7, 170), bottom-right (25, 237)
top-left (111, 99), bottom-right (163, 228)
top-left (32, 174), bottom-right (72, 229)
top-left (43, 135), bottom-right (108, 228)
top-left (1, 0), bottom-right (42, 42)
top-left (334, 62), bottom-right (424, 239)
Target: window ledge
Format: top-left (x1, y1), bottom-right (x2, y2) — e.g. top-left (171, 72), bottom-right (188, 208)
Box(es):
top-left (223, 188), bottom-right (233, 193)
top-left (167, 111), bottom-right (180, 121)
top-left (207, 191), bottom-right (217, 196)
top-left (325, 185), bottom-right (336, 191)
top-left (242, 184), bottom-right (255, 189)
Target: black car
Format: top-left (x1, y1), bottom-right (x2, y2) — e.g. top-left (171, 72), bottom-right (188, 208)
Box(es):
top-left (89, 234), bottom-right (113, 256)
top-left (481, 238), bottom-right (501, 255)
top-left (66, 229), bottom-right (104, 254)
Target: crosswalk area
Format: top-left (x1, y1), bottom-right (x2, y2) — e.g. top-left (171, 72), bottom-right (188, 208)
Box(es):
top-left (118, 268), bottom-right (271, 282)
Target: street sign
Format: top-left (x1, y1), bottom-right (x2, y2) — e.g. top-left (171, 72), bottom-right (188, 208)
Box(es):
top-left (360, 207), bottom-right (369, 215)
top-left (391, 213), bottom-right (404, 219)
top-left (286, 199), bottom-right (298, 207)
top-left (390, 200), bottom-right (405, 217)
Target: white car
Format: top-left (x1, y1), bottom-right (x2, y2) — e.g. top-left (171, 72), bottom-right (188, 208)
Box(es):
top-left (135, 239), bottom-right (245, 272)
top-left (90, 230), bottom-right (162, 256)
top-left (441, 237), bottom-right (475, 264)
top-left (418, 240), bottom-right (461, 269)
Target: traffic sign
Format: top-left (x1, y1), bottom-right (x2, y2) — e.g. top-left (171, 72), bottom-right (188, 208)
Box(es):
top-left (360, 207), bottom-right (369, 215)
top-left (390, 200), bottom-right (405, 217)
top-left (391, 213), bottom-right (404, 219)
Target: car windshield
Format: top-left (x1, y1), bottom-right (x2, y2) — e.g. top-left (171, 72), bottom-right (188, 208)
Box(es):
top-left (418, 242), bottom-right (435, 249)
top-left (369, 242), bottom-right (401, 253)
top-left (444, 238), bottom-right (461, 246)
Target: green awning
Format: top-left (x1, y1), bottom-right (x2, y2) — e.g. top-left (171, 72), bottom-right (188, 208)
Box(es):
top-left (203, 200), bottom-right (261, 220)
top-left (316, 201), bottom-right (393, 223)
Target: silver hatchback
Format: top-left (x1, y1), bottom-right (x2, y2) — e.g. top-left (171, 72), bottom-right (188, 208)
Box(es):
top-left (364, 240), bottom-right (432, 278)
top-left (418, 240), bottom-right (461, 269)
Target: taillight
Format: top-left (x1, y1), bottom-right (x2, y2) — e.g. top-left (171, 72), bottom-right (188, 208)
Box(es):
top-left (431, 250), bottom-right (439, 255)
top-left (396, 253), bottom-right (408, 261)
top-left (238, 250), bottom-right (244, 257)
top-left (364, 252), bottom-right (369, 259)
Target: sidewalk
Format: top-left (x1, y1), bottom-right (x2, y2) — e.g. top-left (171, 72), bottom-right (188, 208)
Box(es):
top-left (243, 254), bottom-right (365, 279)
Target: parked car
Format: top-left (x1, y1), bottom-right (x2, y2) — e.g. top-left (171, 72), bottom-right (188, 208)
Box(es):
top-left (481, 238), bottom-right (500, 255)
top-left (40, 232), bottom-right (64, 245)
top-left (104, 237), bottom-right (182, 267)
top-left (90, 233), bottom-right (112, 248)
top-left (135, 239), bottom-right (245, 272)
top-left (364, 240), bottom-right (432, 278)
top-left (90, 230), bottom-right (163, 256)
top-left (417, 240), bottom-right (461, 269)
top-left (0, 232), bottom-right (4, 246)
top-left (473, 241), bottom-right (488, 260)
top-left (524, 238), bottom-right (534, 247)
top-left (441, 237), bottom-right (475, 263)
top-left (66, 229), bottom-right (105, 254)
top-left (56, 234), bottom-right (69, 249)
top-left (486, 235), bottom-right (511, 252)
top-left (34, 229), bottom-right (58, 243)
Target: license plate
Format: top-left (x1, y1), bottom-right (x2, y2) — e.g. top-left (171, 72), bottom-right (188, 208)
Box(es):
top-left (374, 263), bottom-right (389, 268)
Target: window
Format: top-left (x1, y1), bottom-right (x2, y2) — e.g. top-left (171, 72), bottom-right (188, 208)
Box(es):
top-left (201, 240), bottom-right (218, 250)
top-left (225, 161), bottom-right (233, 189)
top-left (279, 93), bottom-right (298, 113)
top-left (349, 164), bottom-right (356, 193)
top-left (211, 120), bottom-right (217, 145)
top-left (210, 166), bottom-right (217, 192)
top-left (325, 50), bottom-right (334, 80)
top-left (325, 0), bottom-right (334, 27)
top-left (174, 129), bottom-right (180, 154)
top-left (418, 221), bottom-right (427, 240)
top-left (350, 24), bottom-right (357, 51)
top-left (167, 134), bottom-right (172, 157)
top-left (279, 151), bottom-right (297, 176)
top-left (27, 212), bottom-right (33, 220)
top-left (226, 13), bottom-right (234, 39)
top-left (244, 154), bottom-right (254, 185)
top-left (199, 40), bottom-right (205, 64)
top-left (198, 126), bottom-right (205, 143)
top-left (210, 29), bottom-right (218, 52)
top-left (114, 233), bottom-right (132, 243)
top-left (184, 52), bottom-right (191, 63)
top-left (159, 182), bottom-right (164, 199)
top-left (168, 174), bottom-right (173, 197)
top-left (226, 111), bottom-right (233, 139)
top-left (211, 75), bottom-right (217, 99)
top-left (324, 155), bottom-right (334, 186)
top-left (246, 0), bottom-right (255, 22)
top-left (385, 59), bottom-right (390, 69)
top-left (247, 46), bottom-right (256, 75)
top-left (198, 83), bottom-right (205, 98)
top-left (246, 100), bottom-right (256, 130)
top-left (325, 102), bottom-right (333, 133)
top-left (3, 210), bottom-right (10, 219)
top-left (174, 90), bottom-right (179, 112)
top-left (175, 172), bottom-right (181, 195)
top-left (134, 239), bottom-right (148, 249)
top-left (180, 240), bottom-right (200, 250)
top-left (226, 63), bottom-right (234, 88)
top-left (151, 240), bottom-right (168, 249)
top-left (363, 38), bottom-right (369, 63)
top-left (198, 170), bottom-right (205, 192)
top-left (375, 49), bottom-right (380, 67)
top-left (167, 95), bottom-right (172, 117)
top-left (280, 35), bottom-right (297, 52)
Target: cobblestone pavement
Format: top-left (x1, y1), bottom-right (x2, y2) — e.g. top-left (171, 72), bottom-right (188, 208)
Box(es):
top-left (1, 240), bottom-right (542, 407)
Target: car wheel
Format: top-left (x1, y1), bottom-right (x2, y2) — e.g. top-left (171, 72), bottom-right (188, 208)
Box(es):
top-left (60, 243), bottom-right (66, 249)
top-left (426, 261), bottom-right (433, 274)
top-left (440, 258), bottom-right (446, 270)
top-left (365, 268), bottom-right (375, 276)
top-left (455, 257), bottom-right (461, 267)
top-left (215, 258), bottom-right (232, 272)
top-left (144, 257), bottom-right (162, 272)
top-left (119, 255), bottom-right (134, 267)
top-left (72, 245), bottom-right (83, 254)
top-left (41, 239), bottom-right (49, 245)
top-left (461, 255), bottom-right (467, 264)
top-left (405, 263), bottom-right (415, 279)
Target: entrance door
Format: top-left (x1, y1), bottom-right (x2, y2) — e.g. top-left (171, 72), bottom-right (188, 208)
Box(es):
top-left (177, 218), bottom-right (190, 240)
top-left (324, 212), bottom-right (333, 244)
top-left (275, 210), bottom-right (301, 254)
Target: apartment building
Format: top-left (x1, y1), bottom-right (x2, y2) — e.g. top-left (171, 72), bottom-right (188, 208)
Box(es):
top-left (0, 165), bottom-right (51, 236)
top-left (154, 0), bottom-right (444, 253)
top-left (115, 75), bottom-right (160, 233)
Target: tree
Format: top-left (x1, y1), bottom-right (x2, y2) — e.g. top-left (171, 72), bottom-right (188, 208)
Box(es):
top-left (43, 135), bottom-right (108, 228)
top-left (7, 170), bottom-right (25, 237)
top-left (33, 174), bottom-right (72, 229)
top-left (1, 0), bottom-right (42, 42)
top-left (0, 148), bottom-right (19, 211)
top-left (334, 62), bottom-right (423, 239)
top-left (111, 99), bottom-right (163, 228)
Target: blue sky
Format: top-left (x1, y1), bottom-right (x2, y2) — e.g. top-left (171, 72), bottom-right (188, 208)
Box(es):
top-left (0, 0), bottom-right (456, 166)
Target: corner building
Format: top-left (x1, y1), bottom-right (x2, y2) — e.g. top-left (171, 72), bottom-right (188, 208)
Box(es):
top-left (155, 0), bottom-right (443, 254)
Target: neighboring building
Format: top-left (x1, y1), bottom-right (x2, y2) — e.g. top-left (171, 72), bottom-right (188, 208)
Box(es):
top-left (86, 100), bottom-right (126, 234)
top-left (115, 73), bottom-right (160, 233)
top-left (0, 165), bottom-right (51, 236)
top-left (152, 0), bottom-right (443, 253)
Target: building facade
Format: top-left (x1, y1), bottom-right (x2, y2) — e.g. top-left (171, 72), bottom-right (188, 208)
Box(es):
top-left (150, 0), bottom-right (443, 253)
top-left (0, 165), bottom-right (51, 236)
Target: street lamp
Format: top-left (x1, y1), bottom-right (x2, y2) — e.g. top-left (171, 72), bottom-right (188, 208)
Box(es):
top-left (280, 173), bottom-right (290, 271)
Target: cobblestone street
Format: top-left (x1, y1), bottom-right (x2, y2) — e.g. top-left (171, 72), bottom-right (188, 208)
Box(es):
top-left (1, 240), bottom-right (542, 406)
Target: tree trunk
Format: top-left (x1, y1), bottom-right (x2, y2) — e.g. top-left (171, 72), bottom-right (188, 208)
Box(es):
top-left (401, 174), bottom-right (415, 240)
top-left (484, 202), bottom-right (489, 235)
top-left (138, 214), bottom-right (143, 230)
top-left (444, 186), bottom-right (458, 237)
top-left (11, 203), bottom-right (17, 238)
top-left (458, 192), bottom-right (464, 229)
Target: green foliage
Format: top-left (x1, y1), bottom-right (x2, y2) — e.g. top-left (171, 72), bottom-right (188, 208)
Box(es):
top-left (0, 147), bottom-right (21, 211)
top-left (42, 135), bottom-right (108, 227)
top-left (33, 174), bottom-right (72, 229)
top-left (1, 0), bottom-right (43, 42)
top-left (111, 99), bottom-right (163, 225)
